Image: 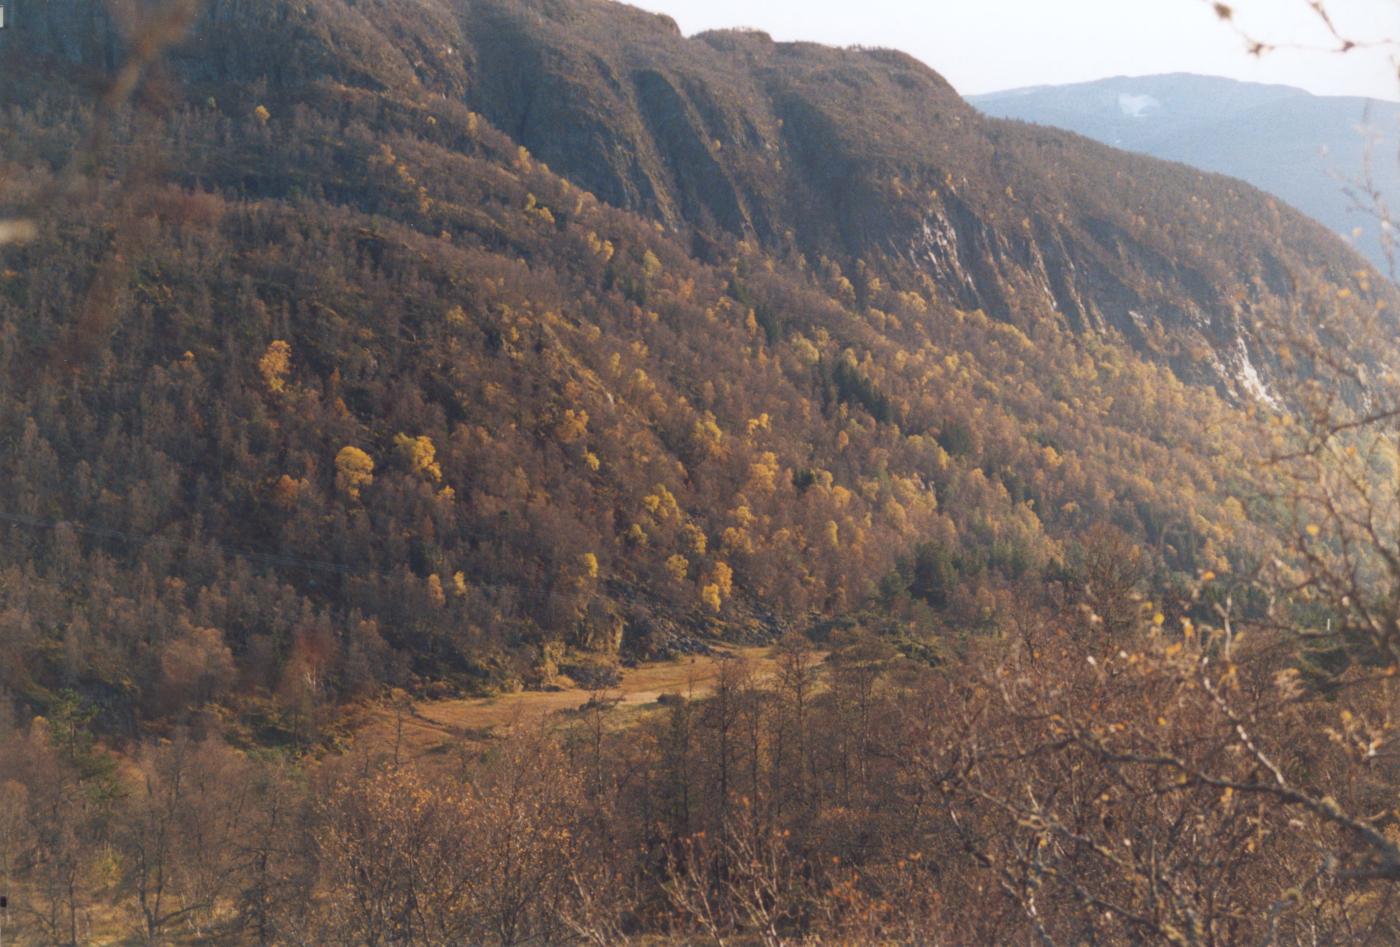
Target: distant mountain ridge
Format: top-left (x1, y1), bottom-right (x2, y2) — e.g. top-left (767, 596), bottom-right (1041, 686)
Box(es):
top-left (971, 73), bottom-right (1400, 274)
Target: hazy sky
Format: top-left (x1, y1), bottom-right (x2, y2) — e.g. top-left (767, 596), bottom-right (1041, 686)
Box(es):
top-left (627, 0), bottom-right (1400, 100)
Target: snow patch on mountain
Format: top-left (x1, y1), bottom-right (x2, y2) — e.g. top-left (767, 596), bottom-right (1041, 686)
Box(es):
top-left (1117, 93), bottom-right (1161, 119)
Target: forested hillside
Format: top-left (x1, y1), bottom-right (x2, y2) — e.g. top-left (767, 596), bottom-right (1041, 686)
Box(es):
top-left (0, 0), bottom-right (1391, 734)
top-left (2, 0), bottom-right (1400, 942)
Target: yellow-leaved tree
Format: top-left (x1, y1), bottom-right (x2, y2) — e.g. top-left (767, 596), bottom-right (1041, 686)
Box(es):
top-left (334, 446), bottom-right (375, 499)
top-left (393, 433), bottom-right (442, 482)
top-left (701, 561), bottom-right (734, 612)
top-left (258, 339), bottom-right (291, 393)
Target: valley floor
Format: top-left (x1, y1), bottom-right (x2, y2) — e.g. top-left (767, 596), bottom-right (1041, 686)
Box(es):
top-left (354, 645), bottom-right (797, 762)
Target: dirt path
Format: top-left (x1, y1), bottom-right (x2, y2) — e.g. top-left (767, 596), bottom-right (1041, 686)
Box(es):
top-left (356, 645), bottom-right (791, 761)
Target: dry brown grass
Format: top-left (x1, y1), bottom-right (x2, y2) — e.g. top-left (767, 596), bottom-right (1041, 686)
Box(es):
top-left (353, 645), bottom-right (801, 762)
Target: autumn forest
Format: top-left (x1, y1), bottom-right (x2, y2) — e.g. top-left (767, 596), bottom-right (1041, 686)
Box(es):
top-left (0, 0), bottom-right (1398, 942)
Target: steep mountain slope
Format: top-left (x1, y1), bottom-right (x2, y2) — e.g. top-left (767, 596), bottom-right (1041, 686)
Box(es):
top-left (0, 0), bottom-right (1391, 735)
top-left (11, 0), bottom-right (1389, 393)
top-left (446, 2), bottom-right (1394, 392)
top-left (971, 74), bottom-right (1400, 274)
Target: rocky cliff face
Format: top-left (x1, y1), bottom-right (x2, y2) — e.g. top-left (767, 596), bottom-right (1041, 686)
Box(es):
top-left (453, 0), bottom-right (1392, 401)
top-left (462, 0), bottom-right (1391, 398)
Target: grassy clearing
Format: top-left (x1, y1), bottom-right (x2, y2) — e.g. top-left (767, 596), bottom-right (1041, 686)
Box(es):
top-left (353, 645), bottom-right (797, 762)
